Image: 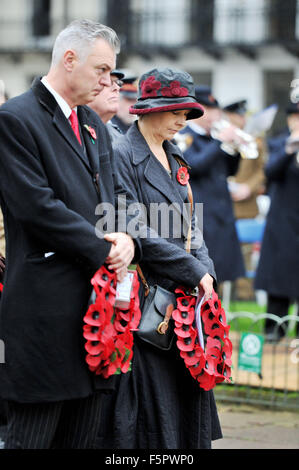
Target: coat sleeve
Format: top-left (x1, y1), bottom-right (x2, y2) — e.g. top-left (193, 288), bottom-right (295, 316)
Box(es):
top-left (184, 137), bottom-right (240, 177)
top-left (190, 210), bottom-right (217, 282)
top-left (265, 140), bottom-right (296, 181)
top-left (102, 124), bottom-right (142, 264)
top-left (0, 109), bottom-right (111, 274)
top-left (113, 140), bottom-right (215, 288)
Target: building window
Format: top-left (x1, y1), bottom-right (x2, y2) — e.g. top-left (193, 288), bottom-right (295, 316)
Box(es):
top-left (32, 0), bottom-right (51, 37)
top-left (130, 0), bottom-right (191, 46)
top-left (268, 0), bottom-right (297, 42)
top-left (214, 0), bottom-right (267, 44)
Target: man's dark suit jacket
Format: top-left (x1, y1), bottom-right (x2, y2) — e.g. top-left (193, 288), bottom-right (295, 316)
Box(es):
top-left (0, 78), bottom-right (140, 403)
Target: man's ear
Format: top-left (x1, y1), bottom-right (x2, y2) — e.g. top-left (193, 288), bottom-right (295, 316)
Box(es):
top-left (63, 49), bottom-right (78, 72)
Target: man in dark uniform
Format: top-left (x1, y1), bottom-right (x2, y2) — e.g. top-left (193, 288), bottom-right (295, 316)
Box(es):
top-left (255, 101), bottom-right (299, 341)
top-left (110, 71), bottom-right (138, 134)
top-left (88, 69), bottom-right (125, 142)
top-left (177, 86), bottom-right (245, 285)
top-left (223, 99), bottom-right (266, 300)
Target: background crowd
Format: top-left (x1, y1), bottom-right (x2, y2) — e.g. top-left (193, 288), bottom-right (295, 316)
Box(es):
top-left (0, 13), bottom-right (298, 450)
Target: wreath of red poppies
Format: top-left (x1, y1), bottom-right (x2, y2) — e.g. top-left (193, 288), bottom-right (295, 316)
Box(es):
top-left (83, 265), bottom-right (141, 378)
top-left (172, 288), bottom-right (232, 391)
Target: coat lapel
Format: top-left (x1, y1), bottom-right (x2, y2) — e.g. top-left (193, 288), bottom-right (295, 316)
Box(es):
top-left (52, 107), bottom-right (92, 171)
top-left (144, 154), bottom-right (182, 207)
top-left (32, 77), bottom-right (93, 174)
top-left (78, 106), bottom-right (100, 176)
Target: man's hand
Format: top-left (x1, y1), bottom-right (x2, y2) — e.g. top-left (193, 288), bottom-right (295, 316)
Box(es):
top-left (104, 233), bottom-right (135, 282)
top-left (198, 273), bottom-right (214, 301)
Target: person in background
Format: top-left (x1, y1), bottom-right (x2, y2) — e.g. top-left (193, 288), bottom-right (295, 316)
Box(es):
top-left (88, 69), bottom-right (124, 141)
top-left (110, 71), bottom-right (138, 134)
top-left (0, 81), bottom-right (7, 267)
top-left (255, 101), bottom-right (299, 341)
top-left (0, 81), bottom-right (6, 436)
top-left (223, 99), bottom-right (266, 300)
top-left (177, 86), bottom-right (245, 287)
top-left (0, 19), bottom-right (139, 449)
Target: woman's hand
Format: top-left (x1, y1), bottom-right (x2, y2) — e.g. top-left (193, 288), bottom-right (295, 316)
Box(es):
top-left (198, 273), bottom-right (214, 301)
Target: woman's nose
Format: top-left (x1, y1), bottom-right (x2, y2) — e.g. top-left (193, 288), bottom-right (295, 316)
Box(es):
top-left (176, 116), bottom-right (187, 127)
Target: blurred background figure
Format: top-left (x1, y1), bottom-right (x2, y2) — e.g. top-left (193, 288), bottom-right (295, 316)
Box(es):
top-left (223, 99), bottom-right (266, 300)
top-left (254, 100), bottom-right (299, 342)
top-left (88, 69), bottom-right (124, 141)
top-left (0, 80), bottom-right (7, 106)
top-left (110, 70), bottom-right (138, 134)
top-left (0, 79), bottom-right (6, 439)
top-left (176, 85), bottom-right (245, 291)
top-left (0, 80), bottom-right (6, 267)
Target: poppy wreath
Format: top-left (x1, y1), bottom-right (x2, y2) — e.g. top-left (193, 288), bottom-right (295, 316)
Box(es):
top-left (172, 288), bottom-right (232, 391)
top-left (83, 265), bottom-right (141, 379)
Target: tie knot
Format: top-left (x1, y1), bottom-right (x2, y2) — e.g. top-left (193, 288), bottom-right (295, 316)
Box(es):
top-left (69, 109), bottom-right (78, 126)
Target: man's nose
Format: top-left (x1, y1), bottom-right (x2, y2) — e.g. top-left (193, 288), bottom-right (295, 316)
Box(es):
top-left (100, 72), bottom-right (112, 87)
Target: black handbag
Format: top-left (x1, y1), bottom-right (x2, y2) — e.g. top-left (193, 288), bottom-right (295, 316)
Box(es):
top-left (135, 166), bottom-right (194, 350)
top-left (135, 283), bottom-right (176, 350)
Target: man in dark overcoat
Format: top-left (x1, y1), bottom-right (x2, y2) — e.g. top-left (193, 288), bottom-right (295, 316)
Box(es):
top-left (177, 86), bottom-right (245, 283)
top-left (0, 19), bottom-right (139, 449)
top-left (255, 101), bottom-right (299, 341)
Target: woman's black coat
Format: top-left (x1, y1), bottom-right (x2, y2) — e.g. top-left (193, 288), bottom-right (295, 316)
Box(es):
top-left (113, 121), bottom-right (216, 294)
top-left (95, 121), bottom-right (222, 449)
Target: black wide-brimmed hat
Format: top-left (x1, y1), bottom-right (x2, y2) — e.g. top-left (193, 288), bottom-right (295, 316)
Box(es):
top-left (130, 68), bottom-right (204, 120)
top-left (194, 85), bottom-right (219, 108)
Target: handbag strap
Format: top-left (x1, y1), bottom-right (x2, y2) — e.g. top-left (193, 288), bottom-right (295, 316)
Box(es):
top-left (137, 156), bottom-right (194, 296)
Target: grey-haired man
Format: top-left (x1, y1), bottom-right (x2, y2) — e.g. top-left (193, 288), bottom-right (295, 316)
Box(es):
top-left (0, 19), bottom-right (140, 449)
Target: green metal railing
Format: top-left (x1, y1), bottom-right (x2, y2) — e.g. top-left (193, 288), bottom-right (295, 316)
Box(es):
top-left (214, 311), bottom-right (299, 410)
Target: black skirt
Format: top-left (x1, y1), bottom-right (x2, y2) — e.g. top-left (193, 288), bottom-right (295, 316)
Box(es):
top-left (95, 335), bottom-right (222, 449)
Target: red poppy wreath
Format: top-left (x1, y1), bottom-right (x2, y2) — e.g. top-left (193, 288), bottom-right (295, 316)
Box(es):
top-left (83, 265), bottom-right (141, 378)
top-left (172, 288), bottom-right (232, 390)
top-left (82, 267), bottom-right (232, 389)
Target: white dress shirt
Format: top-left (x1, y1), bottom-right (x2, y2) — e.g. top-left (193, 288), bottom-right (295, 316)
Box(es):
top-left (41, 76), bottom-right (76, 119)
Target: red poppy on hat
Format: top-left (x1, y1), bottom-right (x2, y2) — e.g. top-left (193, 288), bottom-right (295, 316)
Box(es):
top-left (140, 76), bottom-right (161, 98)
top-left (161, 80), bottom-right (189, 98)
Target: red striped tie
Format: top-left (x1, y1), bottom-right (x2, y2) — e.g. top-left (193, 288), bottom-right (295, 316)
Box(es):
top-left (69, 109), bottom-right (82, 145)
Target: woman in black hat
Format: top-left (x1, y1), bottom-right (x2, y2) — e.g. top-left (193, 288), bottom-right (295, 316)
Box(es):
top-left (96, 68), bottom-right (222, 449)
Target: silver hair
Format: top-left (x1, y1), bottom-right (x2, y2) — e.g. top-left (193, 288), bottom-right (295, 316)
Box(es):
top-left (51, 19), bottom-right (120, 66)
